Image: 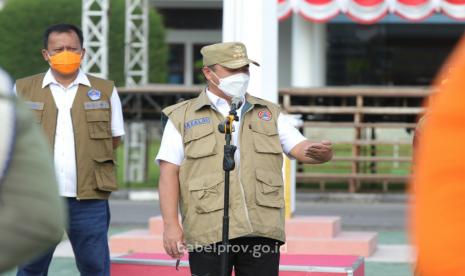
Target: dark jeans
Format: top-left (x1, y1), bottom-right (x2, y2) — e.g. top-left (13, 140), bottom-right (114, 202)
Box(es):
top-left (17, 198), bottom-right (110, 276)
top-left (189, 237), bottom-right (281, 276)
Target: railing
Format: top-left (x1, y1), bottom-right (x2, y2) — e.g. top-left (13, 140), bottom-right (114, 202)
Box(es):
top-left (118, 84), bottom-right (201, 120)
top-left (281, 86), bottom-right (430, 192)
top-left (118, 85), bottom-right (431, 192)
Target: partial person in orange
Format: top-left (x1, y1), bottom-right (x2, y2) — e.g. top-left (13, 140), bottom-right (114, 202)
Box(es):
top-left (411, 36), bottom-right (465, 276)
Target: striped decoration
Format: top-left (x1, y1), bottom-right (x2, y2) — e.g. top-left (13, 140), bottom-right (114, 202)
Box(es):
top-left (278, 0), bottom-right (465, 23)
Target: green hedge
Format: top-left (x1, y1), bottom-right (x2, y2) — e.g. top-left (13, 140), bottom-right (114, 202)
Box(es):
top-left (0, 0), bottom-right (167, 85)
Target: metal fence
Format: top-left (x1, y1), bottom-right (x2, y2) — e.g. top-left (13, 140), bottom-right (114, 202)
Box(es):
top-left (118, 85), bottom-right (431, 192)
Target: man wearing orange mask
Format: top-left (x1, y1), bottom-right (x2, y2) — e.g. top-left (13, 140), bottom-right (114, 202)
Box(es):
top-left (14, 23), bottom-right (125, 276)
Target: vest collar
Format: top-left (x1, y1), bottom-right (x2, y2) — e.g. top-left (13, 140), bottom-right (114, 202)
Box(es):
top-left (245, 94), bottom-right (273, 112)
top-left (42, 69), bottom-right (91, 89)
top-left (192, 89), bottom-right (214, 111)
top-left (193, 88), bottom-right (270, 112)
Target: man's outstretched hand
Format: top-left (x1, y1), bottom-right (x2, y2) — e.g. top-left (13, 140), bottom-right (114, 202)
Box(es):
top-left (304, 140), bottom-right (333, 163)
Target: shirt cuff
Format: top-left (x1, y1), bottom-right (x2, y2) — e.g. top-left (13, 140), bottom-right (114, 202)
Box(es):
top-left (155, 157), bottom-right (182, 167)
top-left (112, 130), bottom-right (126, 137)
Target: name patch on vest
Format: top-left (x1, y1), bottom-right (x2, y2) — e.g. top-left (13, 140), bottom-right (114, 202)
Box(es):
top-left (25, 101), bottom-right (44, 110)
top-left (184, 117), bottom-right (211, 129)
top-left (84, 101), bottom-right (110, 110)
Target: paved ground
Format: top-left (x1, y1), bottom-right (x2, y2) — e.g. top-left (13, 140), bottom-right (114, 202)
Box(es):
top-left (2, 197), bottom-right (414, 276)
top-left (109, 197), bottom-right (408, 231)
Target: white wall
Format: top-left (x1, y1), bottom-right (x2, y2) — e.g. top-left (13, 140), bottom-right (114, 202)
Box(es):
top-left (166, 29), bottom-right (221, 85)
top-left (222, 0), bottom-right (278, 103)
top-left (278, 18), bottom-right (293, 88)
top-left (292, 16), bottom-right (327, 87)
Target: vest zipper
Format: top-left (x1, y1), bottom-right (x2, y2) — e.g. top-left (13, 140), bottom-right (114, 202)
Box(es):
top-left (214, 107), bottom-right (252, 233)
top-left (70, 105), bottom-right (80, 201)
top-left (237, 103), bottom-right (254, 233)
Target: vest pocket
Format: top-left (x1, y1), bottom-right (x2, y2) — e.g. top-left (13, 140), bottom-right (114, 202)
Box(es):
top-left (94, 157), bottom-right (118, 192)
top-left (25, 101), bottom-right (44, 123)
top-left (184, 125), bottom-right (217, 159)
top-left (250, 121), bottom-right (282, 154)
top-left (255, 169), bottom-right (284, 208)
top-left (189, 173), bottom-right (224, 213)
top-left (86, 110), bottom-right (111, 139)
top-left (33, 110), bottom-right (44, 123)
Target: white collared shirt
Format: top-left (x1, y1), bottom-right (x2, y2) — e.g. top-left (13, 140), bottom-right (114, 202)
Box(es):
top-left (17, 69), bottom-right (125, 197)
top-left (155, 89), bottom-right (306, 166)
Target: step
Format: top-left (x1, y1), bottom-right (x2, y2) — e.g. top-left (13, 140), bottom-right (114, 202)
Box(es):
top-left (285, 216), bottom-right (340, 238)
top-left (285, 232), bottom-right (378, 257)
top-left (149, 216), bottom-right (341, 238)
top-left (149, 216), bottom-right (164, 235)
top-left (110, 229), bottom-right (164, 254)
top-left (148, 216), bottom-right (182, 235)
top-left (110, 230), bottom-right (377, 257)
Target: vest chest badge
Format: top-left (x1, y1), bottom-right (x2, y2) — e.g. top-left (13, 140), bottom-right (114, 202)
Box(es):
top-left (87, 89), bottom-right (101, 101)
top-left (258, 110), bottom-right (272, 121)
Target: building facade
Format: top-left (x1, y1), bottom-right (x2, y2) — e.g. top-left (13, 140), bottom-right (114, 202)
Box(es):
top-left (151, 0), bottom-right (464, 88)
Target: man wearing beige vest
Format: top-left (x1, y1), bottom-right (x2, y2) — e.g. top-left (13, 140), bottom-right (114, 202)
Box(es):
top-left (156, 42), bottom-right (333, 276)
top-left (15, 23), bottom-right (125, 276)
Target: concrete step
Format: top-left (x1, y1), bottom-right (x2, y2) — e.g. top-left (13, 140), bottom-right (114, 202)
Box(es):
top-left (148, 216), bottom-right (341, 238)
top-left (285, 231), bottom-right (378, 257)
top-left (110, 229), bottom-right (377, 257)
top-left (110, 229), bottom-right (164, 254)
top-left (285, 216), bottom-right (341, 238)
top-left (148, 216), bottom-right (164, 235)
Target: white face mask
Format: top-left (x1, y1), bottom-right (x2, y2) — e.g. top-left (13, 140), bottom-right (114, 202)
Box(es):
top-left (211, 71), bottom-right (250, 98)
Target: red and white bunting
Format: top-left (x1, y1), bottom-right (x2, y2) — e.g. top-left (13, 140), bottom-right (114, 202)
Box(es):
top-left (278, 0), bottom-right (465, 23)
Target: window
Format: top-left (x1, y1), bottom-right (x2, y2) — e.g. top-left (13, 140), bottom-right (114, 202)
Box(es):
top-left (326, 24), bottom-right (463, 85)
top-left (193, 44), bottom-right (209, 84)
top-left (167, 44), bottom-right (184, 84)
top-left (158, 9), bottom-right (222, 30)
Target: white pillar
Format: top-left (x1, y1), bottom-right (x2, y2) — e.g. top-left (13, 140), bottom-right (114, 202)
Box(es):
top-left (291, 15), bottom-right (326, 87)
top-left (124, 122), bottom-right (147, 183)
top-left (184, 42), bottom-right (193, 85)
top-left (222, 0), bottom-right (278, 103)
top-left (287, 15), bottom-right (327, 218)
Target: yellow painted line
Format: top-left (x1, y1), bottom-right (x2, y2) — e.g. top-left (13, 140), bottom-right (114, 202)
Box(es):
top-left (284, 156), bottom-right (292, 219)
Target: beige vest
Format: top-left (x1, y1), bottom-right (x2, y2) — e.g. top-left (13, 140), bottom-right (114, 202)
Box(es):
top-left (164, 91), bottom-right (285, 246)
top-left (16, 73), bottom-right (117, 200)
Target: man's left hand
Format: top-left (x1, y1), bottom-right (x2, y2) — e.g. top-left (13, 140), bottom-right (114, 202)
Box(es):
top-left (304, 140), bottom-right (333, 163)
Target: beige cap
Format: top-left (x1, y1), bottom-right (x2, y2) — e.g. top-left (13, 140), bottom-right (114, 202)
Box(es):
top-left (201, 42), bottom-right (260, 69)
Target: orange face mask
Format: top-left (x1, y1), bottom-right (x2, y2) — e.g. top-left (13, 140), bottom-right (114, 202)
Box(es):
top-left (47, 51), bottom-right (82, 75)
